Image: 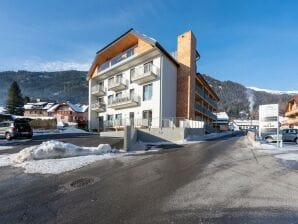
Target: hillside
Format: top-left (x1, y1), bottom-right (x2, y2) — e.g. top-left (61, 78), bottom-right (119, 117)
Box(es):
top-left (0, 71), bottom-right (294, 118)
top-left (0, 70), bottom-right (88, 105)
top-left (202, 74), bottom-right (292, 118)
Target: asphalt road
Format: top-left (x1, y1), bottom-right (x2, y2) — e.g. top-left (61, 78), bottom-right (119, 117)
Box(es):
top-left (1, 136), bottom-right (298, 223)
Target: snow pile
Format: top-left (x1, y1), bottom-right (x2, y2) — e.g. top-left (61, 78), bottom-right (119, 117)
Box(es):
top-left (0, 146), bottom-right (14, 151)
top-left (13, 140), bottom-right (113, 163)
top-left (60, 127), bottom-right (88, 134)
top-left (33, 127), bottom-right (88, 136)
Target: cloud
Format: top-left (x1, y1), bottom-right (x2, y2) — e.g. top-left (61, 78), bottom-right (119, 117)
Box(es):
top-left (21, 59), bottom-right (90, 71)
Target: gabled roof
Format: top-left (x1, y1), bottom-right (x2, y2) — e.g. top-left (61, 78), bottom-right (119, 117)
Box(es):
top-left (87, 28), bottom-right (178, 80)
top-left (48, 102), bottom-right (88, 113)
top-left (290, 95), bottom-right (298, 104)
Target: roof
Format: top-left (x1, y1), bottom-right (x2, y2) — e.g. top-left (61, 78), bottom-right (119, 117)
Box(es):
top-left (215, 112), bottom-right (229, 120)
top-left (233, 119), bottom-right (259, 126)
top-left (24, 102), bottom-right (57, 110)
top-left (87, 28), bottom-right (179, 80)
top-left (48, 102), bottom-right (88, 113)
top-left (290, 95), bottom-right (298, 104)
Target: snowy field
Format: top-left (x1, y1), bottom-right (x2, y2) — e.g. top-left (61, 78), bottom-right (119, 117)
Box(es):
top-left (256, 142), bottom-right (298, 164)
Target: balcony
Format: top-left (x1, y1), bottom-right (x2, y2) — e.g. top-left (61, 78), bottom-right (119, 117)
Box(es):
top-left (285, 108), bottom-right (298, 117)
top-left (131, 64), bottom-right (159, 84)
top-left (98, 46), bottom-right (137, 73)
top-left (195, 85), bottom-right (217, 109)
top-left (108, 78), bottom-right (128, 92)
top-left (108, 95), bottom-right (140, 109)
top-left (91, 102), bottom-right (106, 112)
top-left (91, 85), bottom-right (106, 96)
top-left (194, 102), bottom-right (217, 121)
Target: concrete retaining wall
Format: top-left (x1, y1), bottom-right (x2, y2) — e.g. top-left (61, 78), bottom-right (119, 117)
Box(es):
top-left (99, 131), bottom-right (124, 138)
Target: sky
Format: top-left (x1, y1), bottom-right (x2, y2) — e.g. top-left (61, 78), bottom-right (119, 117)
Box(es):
top-left (0, 0), bottom-right (298, 90)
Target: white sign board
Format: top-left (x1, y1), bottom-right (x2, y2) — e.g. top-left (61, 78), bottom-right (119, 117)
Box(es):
top-left (259, 104), bottom-right (279, 141)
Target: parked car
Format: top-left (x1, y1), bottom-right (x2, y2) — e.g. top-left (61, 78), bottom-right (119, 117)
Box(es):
top-left (0, 120), bottom-right (33, 140)
top-left (264, 128), bottom-right (298, 144)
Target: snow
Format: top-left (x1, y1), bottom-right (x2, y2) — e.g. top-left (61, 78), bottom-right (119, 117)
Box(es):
top-left (247, 86), bottom-right (298, 95)
top-left (13, 140), bottom-right (114, 163)
top-left (214, 112), bottom-right (229, 120)
top-left (33, 127), bottom-right (87, 136)
top-left (0, 146), bottom-right (13, 151)
top-left (0, 106), bottom-right (7, 113)
top-left (0, 140), bottom-right (163, 174)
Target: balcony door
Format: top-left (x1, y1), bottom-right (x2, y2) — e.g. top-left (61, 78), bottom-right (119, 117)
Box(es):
top-left (142, 110), bottom-right (152, 127)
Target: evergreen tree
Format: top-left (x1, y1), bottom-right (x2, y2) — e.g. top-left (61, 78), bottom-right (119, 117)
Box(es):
top-left (23, 96), bottom-right (31, 104)
top-left (6, 81), bottom-right (24, 115)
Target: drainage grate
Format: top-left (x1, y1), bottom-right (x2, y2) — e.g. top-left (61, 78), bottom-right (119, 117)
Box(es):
top-left (70, 177), bottom-right (94, 188)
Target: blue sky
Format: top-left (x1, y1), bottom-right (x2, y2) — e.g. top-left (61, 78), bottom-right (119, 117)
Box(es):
top-left (0, 0), bottom-right (298, 90)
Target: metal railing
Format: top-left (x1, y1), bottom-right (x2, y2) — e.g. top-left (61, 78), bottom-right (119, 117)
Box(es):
top-left (131, 64), bottom-right (159, 81)
top-left (91, 102), bottom-right (106, 111)
top-left (195, 85), bottom-right (217, 109)
top-left (108, 77), bottom-right (128, 89)
top-left (98, 45), bottom-right (137, 72)
top-left (194, 102), bottom-right (217, 121)
top-left (91, 85), bottom-right (106, 94)
top-left (108, 94), bottom-right (140, 106)
top-left (204, 123), bottom-right (218, 133)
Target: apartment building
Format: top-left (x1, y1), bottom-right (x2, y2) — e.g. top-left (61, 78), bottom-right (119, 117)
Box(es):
top-left (282, 95), bottom-right (298, 128)
top-left (87, 29), bottom-right (219, 132)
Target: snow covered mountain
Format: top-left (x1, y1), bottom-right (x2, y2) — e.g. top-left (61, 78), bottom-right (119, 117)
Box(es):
top-left (247, 87), bottom-right (298, 95)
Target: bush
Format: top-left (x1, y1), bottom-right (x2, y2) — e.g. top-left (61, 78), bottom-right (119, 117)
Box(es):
top-left (30, 118), bottom-right (57, 129)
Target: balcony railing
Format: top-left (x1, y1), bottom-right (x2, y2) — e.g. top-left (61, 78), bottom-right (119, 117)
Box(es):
top-left (108, 77), bottom-right (128, 91)
top-left (108, 94), bottom-right (140, 109)
top-left (131, 64), bottom-right (159, 84)
top-left (194, 102), bottom-right (217, 121)
top-left (91, 85), bottom-right (106, 96)
top-left (195, 85), bottom-right (217, 109)
top-left (285, 108), bottom-right (298, 117)
top-left (98, 45), bottom-right (137, 73)
top-left (91, 102), bottom-right (106, 112)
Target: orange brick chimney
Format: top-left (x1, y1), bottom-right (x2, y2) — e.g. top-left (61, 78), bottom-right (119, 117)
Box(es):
top-left (176, 31), bottom-right (197, 119)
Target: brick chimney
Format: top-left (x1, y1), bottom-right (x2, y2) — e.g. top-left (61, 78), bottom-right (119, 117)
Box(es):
top-left (176, 31), bottom-right (197, 119)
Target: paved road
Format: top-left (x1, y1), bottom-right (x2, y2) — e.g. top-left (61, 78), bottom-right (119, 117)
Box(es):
top-left (1, 136), bottom-right (298, 223)
top-left (0, 133), bottom-right (123, 154)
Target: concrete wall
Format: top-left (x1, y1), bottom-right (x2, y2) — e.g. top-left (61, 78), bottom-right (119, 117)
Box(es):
top-left (137, 127), bottom-right (204, 143)
top-left (161, 55), bottom-right (178, 119)
top-left (124, 126), bottom-right (137, 151)
top-left (100, 131), bottom-right (124, 138)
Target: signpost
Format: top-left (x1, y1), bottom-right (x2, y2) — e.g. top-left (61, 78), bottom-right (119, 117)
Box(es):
top-left (259, 104), bottom-right (280, 148)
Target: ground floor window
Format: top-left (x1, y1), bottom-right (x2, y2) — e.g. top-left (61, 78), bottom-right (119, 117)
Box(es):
top-left (142, 110), bottom-right (152, 126)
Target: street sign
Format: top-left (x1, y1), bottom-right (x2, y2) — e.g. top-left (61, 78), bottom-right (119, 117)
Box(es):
top-left (259, 104), bottom-right (280, 148)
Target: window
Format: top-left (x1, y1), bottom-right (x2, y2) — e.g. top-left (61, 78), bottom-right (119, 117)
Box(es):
top-left (115, 92), bottom-right (122, 100)
top-left (116, 74), bottom-right (122, 83)
top-left (108, 77), bottom-right (114, 86)
top-left (130, 68), bottom-right (135, 82)
top-left (143, 83), bottom-right (153, 101)
top-left (107, 114), bottom-right (113, 121)
top-left (142, 110), bottom-right (152, 127)
top-left (130, 89), bottom-right (135, 98)
top-left (98, 81), bottom-right (104, 90)
top-left (115, 113), bottom-right (122, 126)
top-left (144, 61), bottom-right (153, 73)
top-left (108, 95), bottom-right (113, 105)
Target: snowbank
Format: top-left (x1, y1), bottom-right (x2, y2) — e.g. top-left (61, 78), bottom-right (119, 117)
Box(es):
top-left (33, 127), bottom-right (88, 136)
top-left (0, 146), bottom-right (14, 151)
top-left (0, 140), bottom-right (161, 174)
top-left (14, 140), bottom-right (113, 163)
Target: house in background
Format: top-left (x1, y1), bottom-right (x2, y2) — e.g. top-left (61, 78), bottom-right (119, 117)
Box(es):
top-left (48, 102), bottom-right (88, 128)
top-left (87, 29), bottom-right (219, 133)
top-left (213, 112), bottom-right (229, 131)
top-left (230, 119), bottom-right (259, 131)
top-left (282, 95), bottom-right (298, 128)
top-left (24, 100), bottom-right (57, 117)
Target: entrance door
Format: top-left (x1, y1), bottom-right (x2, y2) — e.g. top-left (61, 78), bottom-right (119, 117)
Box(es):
top-left (98, 116), bottom-right (104, 132)
top-left (129, 112), bottom-right (134, 127)
top-left (142, 110), bottom-right (152, 127)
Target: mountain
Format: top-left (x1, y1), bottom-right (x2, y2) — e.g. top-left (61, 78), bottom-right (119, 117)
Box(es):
top-left (0, 70), bottom-right (88, 105)
top-left (0, 71), bottom-right (294, 118)
top-left (202, 74), bottom-right (293, 118)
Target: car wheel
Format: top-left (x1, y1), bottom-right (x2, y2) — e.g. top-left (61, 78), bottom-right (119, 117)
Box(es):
top-left (296, 138), bottom-right (298, 144)
top-left (266, 137), bottom-right (273, 143)
top-left (5, 133), bottom-right (12, 141)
